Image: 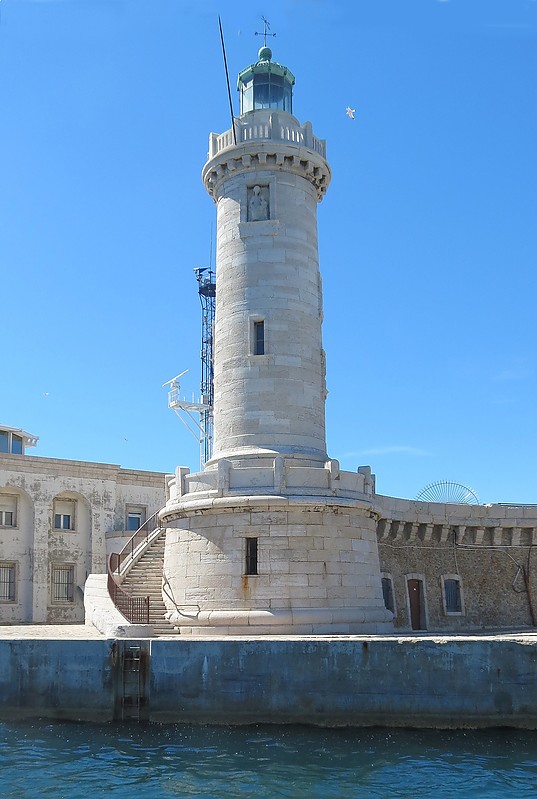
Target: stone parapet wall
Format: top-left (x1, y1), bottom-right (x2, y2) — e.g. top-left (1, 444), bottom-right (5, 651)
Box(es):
top-left (165, 460), bottom-right (373, 505)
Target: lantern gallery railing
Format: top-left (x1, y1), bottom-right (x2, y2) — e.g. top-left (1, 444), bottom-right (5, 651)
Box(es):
top-left (209, 114), bottom-right (326, 160)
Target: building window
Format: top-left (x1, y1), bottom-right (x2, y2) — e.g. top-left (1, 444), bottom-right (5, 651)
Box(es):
top-left (0, 430), bottom-right (24, 454)
top-left (51, 565), bottom-right (74, 603)
top-left (381, 575), bottom-right (395, 614)
top-left (253, 320), bottom-right (265, 355)
top-left (442, 575), bottom-right (464, 615)
top-left (245, 537), bottom-right (258, 575)
top-left (126, 505), bottom-right (146, 532)
top-left (0, 562), bottom-right (16, 602)
top-left (53, 499), bottom-right (76, 531)
top-left (0, 494), bottom-right (17, 528)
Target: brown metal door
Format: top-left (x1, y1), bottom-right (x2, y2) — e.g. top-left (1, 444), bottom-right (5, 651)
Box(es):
top-left (408, 579), bottom-right (423, 630)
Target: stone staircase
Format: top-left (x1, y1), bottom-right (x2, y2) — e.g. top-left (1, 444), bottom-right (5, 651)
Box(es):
top-left (119, 530), bottom-right (178, 636)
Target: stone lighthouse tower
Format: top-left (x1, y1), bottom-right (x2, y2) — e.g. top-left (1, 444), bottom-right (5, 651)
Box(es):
top-left (160, 44), bottom-right (393, 635)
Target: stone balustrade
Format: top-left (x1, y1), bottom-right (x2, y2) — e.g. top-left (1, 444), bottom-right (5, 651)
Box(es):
top-left (208, 112), bottom-right (326, 160)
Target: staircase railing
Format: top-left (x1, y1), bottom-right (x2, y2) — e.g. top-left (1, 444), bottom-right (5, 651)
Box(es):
top-left (107, 557), bottom-right (150, 624)
top-left (106, 511), bottom-right (162, 625)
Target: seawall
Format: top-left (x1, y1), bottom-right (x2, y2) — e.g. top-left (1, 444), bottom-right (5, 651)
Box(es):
top-left (1, 629), bottom-right (537, 728)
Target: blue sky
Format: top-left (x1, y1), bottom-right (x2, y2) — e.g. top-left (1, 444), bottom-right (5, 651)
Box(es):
top-left (1, 0), bottom-right (536, 504)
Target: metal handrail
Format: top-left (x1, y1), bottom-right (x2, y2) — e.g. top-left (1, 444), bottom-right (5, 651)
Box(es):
top-left (106, 510), bottom-right (162, 625)
top-left (114, 510), bottom-right (162, 576)
top-left (107, 553), bottom-right (150, 624)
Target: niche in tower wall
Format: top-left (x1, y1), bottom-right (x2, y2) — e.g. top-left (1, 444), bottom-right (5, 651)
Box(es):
top-left (247, 185), bottom-right (270, 221)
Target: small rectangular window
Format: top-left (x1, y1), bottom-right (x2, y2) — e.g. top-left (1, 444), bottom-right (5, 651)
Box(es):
top-left (53, 499), bottom-right (75, 531)
top-left (245, 537), bottom-right (258, 575)
top-left (381, 576), bottom-right (395, 613)
top-left (444, 578), bottom-right (462, 614)
top-left (254, 321), bottom-right (265, 355)
top-left (0, 494), bottom-right (17, 527)
top-left (0, 562), bottom-right (16, 602)
top-left (126, 505), bottom-right (146, 532)
top-left (127, 512), bottom-right (142, 532)
top-left (51, 565), bottom-right (74, 603)
top-left (0, 432), bottom-right (8, 453)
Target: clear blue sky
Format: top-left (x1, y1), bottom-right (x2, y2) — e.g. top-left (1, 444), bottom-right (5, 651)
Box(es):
top-left (1, 0), bottom-right (536, 504)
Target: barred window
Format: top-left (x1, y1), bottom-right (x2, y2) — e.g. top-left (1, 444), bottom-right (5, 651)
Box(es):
top-left (51, 565), bottom-right (74, 602)
top-left (0, 562), bottom-right (16, 602)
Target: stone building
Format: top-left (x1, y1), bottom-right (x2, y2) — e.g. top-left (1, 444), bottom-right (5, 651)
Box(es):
top-left (375, 494), bottom-right (537, 632)
top-left (0, 425), bottom-right (166, 624)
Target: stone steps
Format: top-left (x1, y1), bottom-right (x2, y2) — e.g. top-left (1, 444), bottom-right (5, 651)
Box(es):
top-left (117, 530), bottom-right (180, 636)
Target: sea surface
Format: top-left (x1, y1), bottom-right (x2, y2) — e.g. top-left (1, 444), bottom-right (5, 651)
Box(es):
top-left (1, 721), bottom-right (537, 798)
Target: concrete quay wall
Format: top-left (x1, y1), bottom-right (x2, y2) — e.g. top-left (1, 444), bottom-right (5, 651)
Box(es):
top-left (1, 633), bottom-right (537, 728)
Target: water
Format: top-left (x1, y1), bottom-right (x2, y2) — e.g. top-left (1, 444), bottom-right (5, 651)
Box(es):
top-left (1, 721), bottom-right (537, 798)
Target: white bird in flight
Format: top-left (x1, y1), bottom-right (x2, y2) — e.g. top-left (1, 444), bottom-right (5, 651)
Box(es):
top-left (346, 106), bottom-right (356, 119)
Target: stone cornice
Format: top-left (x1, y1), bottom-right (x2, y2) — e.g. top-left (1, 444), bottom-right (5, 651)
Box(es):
top-left (160, 493), bottom-right (383, 524)
top-left (202, 142), bottom-right (331, 202)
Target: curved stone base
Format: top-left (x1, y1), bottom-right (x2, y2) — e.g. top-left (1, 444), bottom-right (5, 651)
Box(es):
top-left (161, 491), bottom-right (394, 638)
top-left (165, 606), bottom-right (394, 636)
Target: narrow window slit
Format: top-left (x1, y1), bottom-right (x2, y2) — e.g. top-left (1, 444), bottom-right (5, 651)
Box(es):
top-left (254, 321), bottom-right (265, 355)
top-left (245, 537), bottom-right (258, 575)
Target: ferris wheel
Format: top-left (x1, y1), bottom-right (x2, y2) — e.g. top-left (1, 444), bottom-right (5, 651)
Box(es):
top-left (415, 480), bottom-right (480, 505)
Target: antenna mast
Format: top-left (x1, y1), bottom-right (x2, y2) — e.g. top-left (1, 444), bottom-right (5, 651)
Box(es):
top-left (218, 16), bottom-right (236, 146)
top-left (195, 267), bottom-right (216, 465)
top-left (163, 268), bottom-right (216, 469)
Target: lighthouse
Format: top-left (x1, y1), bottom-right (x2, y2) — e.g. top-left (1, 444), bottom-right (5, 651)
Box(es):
top-left (160, 44), bottom-right (393, 636)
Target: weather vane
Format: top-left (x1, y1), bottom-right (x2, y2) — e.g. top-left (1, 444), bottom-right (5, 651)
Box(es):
top-left (255, 16), bottom-right (276, 47)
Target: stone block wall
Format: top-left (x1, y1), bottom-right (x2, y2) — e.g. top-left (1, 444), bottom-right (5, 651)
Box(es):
top-left (162, 499), bottom-right (392, 635)
top-left (376, 495), bottom-right (537, 632)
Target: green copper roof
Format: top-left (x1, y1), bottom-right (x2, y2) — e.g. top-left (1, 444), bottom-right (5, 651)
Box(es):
top-left (237, 47), bottom-right (296, 90)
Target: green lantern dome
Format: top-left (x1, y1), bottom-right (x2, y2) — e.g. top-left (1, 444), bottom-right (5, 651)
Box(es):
top-left (237, 48), bottom-right (295, 115)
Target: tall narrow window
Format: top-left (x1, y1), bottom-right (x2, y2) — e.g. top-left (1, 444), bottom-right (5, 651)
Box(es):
top-left (381, 576), bottom-right (395, 614)
top-left (0, 562), bottom-right (16, 602)
top-left (443, 577), bottom-right (463, 614)
top-left (51, 565), bottom-right (74, 602)
top-left (11, 435), bottom-right (23, 455)
top-left (245, 537), bottom-right (258, 575)
top-left (254, 321), bottom-right (265, 355)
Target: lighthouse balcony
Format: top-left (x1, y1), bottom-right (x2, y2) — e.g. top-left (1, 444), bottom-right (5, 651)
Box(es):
top-left (164, 458), bottom-right (376, 510)
top-left (208, 110), bottom-right (326, 160)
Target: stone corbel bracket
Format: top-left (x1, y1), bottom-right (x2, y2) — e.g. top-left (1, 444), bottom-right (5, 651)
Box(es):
top-left (202, 143), bottom-right (331, 202)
